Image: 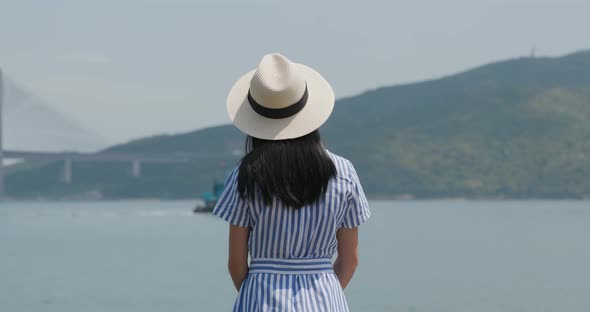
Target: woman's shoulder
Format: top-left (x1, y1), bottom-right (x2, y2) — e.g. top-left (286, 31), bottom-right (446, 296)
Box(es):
top-left (326, 150), bottom-right (350, 165)
top-left (326, 150), bottom-right (358, 181)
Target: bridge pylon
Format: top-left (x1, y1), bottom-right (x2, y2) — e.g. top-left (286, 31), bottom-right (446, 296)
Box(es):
top-left (0, 68), bottom-right (5, 201)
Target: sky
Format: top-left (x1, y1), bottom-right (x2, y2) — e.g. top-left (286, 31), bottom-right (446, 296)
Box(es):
top-left (1, 0), bottom-right (589, 146)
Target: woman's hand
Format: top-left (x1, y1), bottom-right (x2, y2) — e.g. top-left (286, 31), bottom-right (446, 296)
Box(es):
top-left (228, 224), bottom-right (250, 291)
top-left (334, 227), bottom-right (359, 289)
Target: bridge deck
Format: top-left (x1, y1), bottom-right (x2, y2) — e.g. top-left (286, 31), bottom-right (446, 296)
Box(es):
top-left (4, 150), bottom-right (192, 163)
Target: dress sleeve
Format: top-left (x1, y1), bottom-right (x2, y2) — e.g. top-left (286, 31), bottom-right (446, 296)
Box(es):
top-left (212, 167), bottom-right (251, 227)
top-left (340, 162), bottom-right (371, 229)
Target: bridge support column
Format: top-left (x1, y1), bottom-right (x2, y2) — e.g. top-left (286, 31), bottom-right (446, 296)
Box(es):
top-left (64, 158), bottom-right (72, 184)
top-left (0, 68), bottom-right (4, 201)
top-left (132, 160), bottom-right (141, 177)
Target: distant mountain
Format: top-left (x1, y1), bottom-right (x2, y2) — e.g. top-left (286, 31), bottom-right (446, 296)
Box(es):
top-left (321, 50), bottom-right (590, 198)
top-left (6, 50), bottom-right (590, 199)
top-left (2, 77), bottom-right (108, 152)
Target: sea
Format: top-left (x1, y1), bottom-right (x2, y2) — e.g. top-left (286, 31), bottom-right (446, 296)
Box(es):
top-left (1, 200), bottom-right (589, 312)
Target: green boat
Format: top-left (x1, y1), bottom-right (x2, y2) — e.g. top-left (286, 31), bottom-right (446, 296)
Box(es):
top-left (193, 179), bottom-right (226, 213)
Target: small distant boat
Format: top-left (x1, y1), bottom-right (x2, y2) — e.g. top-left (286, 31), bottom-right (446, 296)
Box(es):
top-left (193, 179), bottom-right (225, 213)
top-left (192, 199), bottom-right (216, 213)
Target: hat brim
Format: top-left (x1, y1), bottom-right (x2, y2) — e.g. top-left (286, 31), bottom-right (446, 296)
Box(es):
top-left (226, 63), bottom-right (335, 140)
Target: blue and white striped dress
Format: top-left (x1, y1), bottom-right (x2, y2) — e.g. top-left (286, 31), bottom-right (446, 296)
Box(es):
top-left (213, 151), bottom-right (370, 311)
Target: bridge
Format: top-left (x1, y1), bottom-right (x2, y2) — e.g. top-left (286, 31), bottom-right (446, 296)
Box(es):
top-left (3, 150), bottom-right (192, 183)
top-left (0, 69), bottom-right (234, 200)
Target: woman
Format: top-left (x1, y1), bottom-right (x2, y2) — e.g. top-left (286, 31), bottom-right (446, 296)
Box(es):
top-left (213, 53), bottom-right (370, 311)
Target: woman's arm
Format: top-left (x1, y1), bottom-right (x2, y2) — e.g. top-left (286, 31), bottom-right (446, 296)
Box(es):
top-left (228, 224), bottom-right (250, 291)
top-left (334, 227), bottom-right (359, 289)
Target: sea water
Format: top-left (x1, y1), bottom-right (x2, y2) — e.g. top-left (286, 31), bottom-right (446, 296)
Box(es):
top-left (1, 200), bottom-right (589, 312)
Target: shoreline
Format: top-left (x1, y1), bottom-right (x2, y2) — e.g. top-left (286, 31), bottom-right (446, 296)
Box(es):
top-left (2, 196), bottom-right (589, 203)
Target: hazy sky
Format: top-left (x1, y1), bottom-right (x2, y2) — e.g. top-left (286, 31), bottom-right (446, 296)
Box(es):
top-left (1, 0), bottom-right (589, 145)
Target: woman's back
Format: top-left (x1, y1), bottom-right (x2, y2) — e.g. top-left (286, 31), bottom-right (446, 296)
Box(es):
top-left (214, 151), bottom-right (370, 260)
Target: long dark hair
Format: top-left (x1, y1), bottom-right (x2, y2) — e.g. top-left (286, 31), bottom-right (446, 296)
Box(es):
top-left (237, 130), bottom-right (336, 208)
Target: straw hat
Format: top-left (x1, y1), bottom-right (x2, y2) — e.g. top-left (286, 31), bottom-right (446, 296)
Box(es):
top-left (226, 53), bottom-right (335, 140)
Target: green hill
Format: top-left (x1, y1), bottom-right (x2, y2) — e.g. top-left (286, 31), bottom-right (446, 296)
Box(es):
top-left (6, 50), bottom-right (590, 199)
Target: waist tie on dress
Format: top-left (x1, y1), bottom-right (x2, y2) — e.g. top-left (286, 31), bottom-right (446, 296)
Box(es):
top-left (249, 258), bottom-right (334, 275)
